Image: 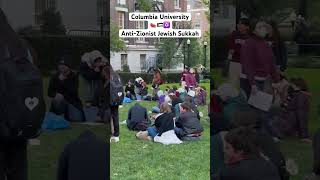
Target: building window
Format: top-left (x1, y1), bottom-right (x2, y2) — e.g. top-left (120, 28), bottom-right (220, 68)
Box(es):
top-left (121, 54), bottom-right (128, 70)
top-left (118, 12), bottom-right (125, 29)
top-left (135, 21), bottom-right (145, 42)
top-left (174, 0), bottom-right (180, 9)
top-left (118, 0), bottom-right (126, 5)
top-left (194, 22), bottom-right (201, 29)
top-left (140, 54), bottom-right (146, 71)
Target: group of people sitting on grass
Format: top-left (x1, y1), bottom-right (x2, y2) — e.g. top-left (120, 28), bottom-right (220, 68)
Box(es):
top-left (210, 16), bottom-right (318, 180)
top-left (124, 75), bottom-right (207, 144)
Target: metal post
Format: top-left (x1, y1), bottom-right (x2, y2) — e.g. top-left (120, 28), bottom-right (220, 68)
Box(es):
top-left (183, 42), bottom-right (186, 69)
top-left (100, 16), bottom-right (104, 36)
top-left (204, 43), bottom-right (207, 68)
top-left (187, 44), bottom-right (190, 67)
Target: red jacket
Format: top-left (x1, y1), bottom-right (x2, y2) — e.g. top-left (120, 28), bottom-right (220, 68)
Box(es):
top-left (240, 36), bottom-right (280, 85)
top-left (227, 31), bottom-right (251, 62)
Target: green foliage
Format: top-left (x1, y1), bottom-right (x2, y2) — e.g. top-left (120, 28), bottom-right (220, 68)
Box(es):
top-left (122, 64), bottom-right (131, 72)
top-left (136, 0), bottom-right (153, 12)
top-left (187, 39), bottom-right (202, 67)
top-left (110, 23), bottom-right (126, 52)
top-left (157, 38), bottom-right (178, 69)
top-left (40, 9), bottom-right (66, 35)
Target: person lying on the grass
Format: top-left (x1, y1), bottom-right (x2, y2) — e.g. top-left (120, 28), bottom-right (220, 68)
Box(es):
top-left (136, 103), bottom-right (175, 141)
top-left (174, 102), bottom-right (203, 140)
top-left (212, 110), bottom-right (290, 180)
top-left (125, 80), bottom-right (136, 100)
top-left (213, 83), bottom-right (249, 134)
top-left (48, 57), bottom-right (85, 122)
top-left (126, 103), bottom-right (149, 131)
top-left (216, 127), bottom-right (281, 180)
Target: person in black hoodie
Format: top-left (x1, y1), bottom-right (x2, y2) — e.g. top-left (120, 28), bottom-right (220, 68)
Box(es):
top-left (57, 130), bottom-right (108, 180)
top-left (0, 9), bottom-right (36, 180)
top-left (146, 103), bottom-right (175, 139)
top-left (48, 57), bottom-right (85, 122)
top-left (126, 103), bottom-right (149, 131)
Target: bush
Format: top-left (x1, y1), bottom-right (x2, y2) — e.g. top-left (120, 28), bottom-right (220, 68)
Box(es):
top-left (23, 35), bottom-right (108, 75)
top-left (118, 72), bottom-right (181, 84)
top-left (122, 64), bottom-right (130, 72)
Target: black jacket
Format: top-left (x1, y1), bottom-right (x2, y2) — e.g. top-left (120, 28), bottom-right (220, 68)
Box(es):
top-left (57, 131), bottom-right (108, 180)
top-left (154, 112), bottom-right (175, 136)
top-left (125, 84), bottom-right (135, 96)
top-left (171, 97), bottom-right (183, 114)
top-left (92, 80), bottom-right (110, 118)
top-left (48, 71), bottom-right (82, 110)
top-left (218, 157), bottom-right (281, 180)
top-left (176, 112), bottom-right (203, 136)
top-left (79, 62), bottom-right (101, 81)
top-left (126, 104), bottom-right (148, 130)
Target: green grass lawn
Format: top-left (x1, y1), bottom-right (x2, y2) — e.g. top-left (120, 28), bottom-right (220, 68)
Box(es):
top-left (28, 77), bottom-right (106, 180)
top-left (110, 83), bottom-right (210, 180)
top-left (212, 68), bottom-right (320, 180)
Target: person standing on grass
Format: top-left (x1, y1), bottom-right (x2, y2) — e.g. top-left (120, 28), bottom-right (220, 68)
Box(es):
top-left (227, 18), bottom-right (252, 88)
top-left (240, 21), bottom-right (280, 98)
top-left (266, 21), bottom-right (288, 73)
top-left (48, 57), bottom-right (85, 122)
top-left (79, 50), bottom-right (106, 106)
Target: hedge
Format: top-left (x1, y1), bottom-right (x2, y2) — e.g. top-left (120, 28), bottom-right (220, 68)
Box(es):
top-left (23, 35), bottom-right (108, 75)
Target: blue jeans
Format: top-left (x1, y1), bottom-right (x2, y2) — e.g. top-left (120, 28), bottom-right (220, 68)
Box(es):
top-left (174, 127), bottom-right (184, 139)
top-left (152, 107), bottom-right (160, 113)
top-left (147, 127), bottom-right (158, 138)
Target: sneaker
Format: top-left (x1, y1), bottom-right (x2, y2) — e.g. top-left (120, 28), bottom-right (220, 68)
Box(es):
top-left (110, 136), bottom-right (120, 143)
top-left (111, 136), bottom-right (119, 143)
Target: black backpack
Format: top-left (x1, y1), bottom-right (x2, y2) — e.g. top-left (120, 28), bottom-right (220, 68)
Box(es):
top-left (110, 72), bottom-right (124, 106)
top-left (0, 56), bottom-right (46, 141)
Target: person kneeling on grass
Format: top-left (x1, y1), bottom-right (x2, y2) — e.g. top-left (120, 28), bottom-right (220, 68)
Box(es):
top-left (136, 103), bottom-right (181, 144)
top-left (126, 103), bottom-right (149, 131)
top-left (174, 102), bottom-right (203, 141)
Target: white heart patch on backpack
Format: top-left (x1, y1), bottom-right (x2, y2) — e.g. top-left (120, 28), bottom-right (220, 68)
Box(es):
top-left (25, 97), bottom-right (39, 111)
top-left (118, 92), bottom-right (123, 97)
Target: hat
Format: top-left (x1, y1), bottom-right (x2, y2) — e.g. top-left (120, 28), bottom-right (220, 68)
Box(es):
top-left (187, 90), bottom-right (196, 97)
top-left (90, 50), bottom-right (107, 63)
top-left (81, 52), bottom-right (90, 63)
